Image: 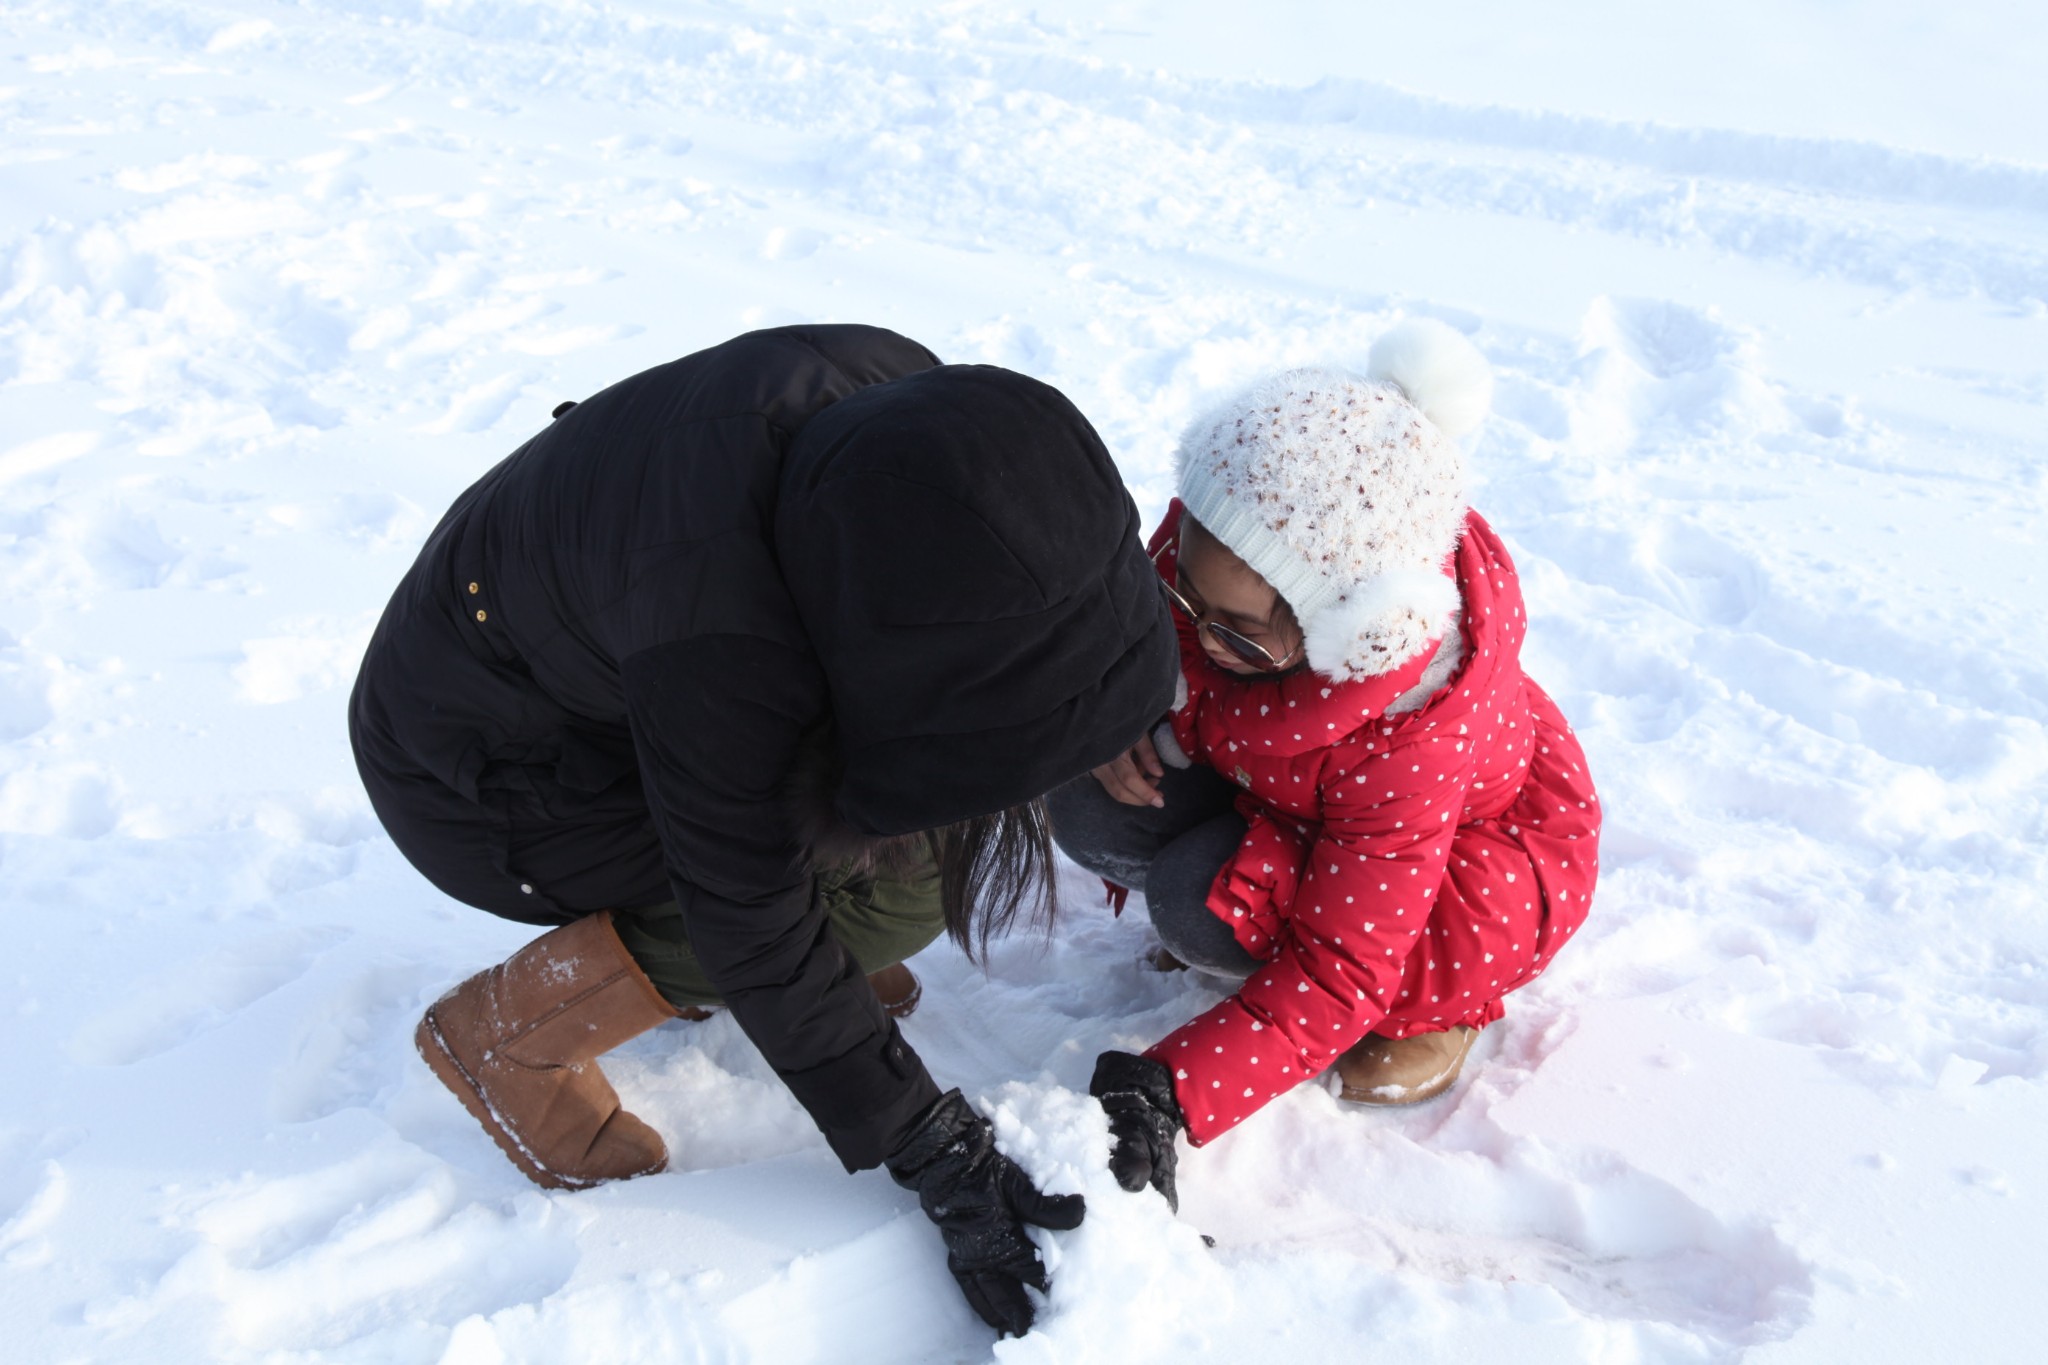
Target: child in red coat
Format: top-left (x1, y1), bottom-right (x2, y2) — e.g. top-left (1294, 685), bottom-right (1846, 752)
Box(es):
top-left (1049, 319), bottom-right (1600, 1207)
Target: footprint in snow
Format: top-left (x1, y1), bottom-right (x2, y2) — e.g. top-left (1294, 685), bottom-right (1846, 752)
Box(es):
top-left (414, 370), bottom-right (532, 435)
top-left (0, 638), bottom-right (56, 744)
top-left (1630, 519), bottom-right (1766, 629)
top-left (94, 1141), bottom-right (577, 1354)
top-left (1573, 296), bottom-right (1795, 442)
top-left (271, 958), bottom-right (444, 1124)
top-left (44, 504), bottom-right (185, 593)
top-left (67, 926), bottom-right (346, 1068)
top-left (760, 225), bottom-right (825, 260)
top-left (259, 490), bottom-right (427, 551)
top-left (0, 762), bottom-right (124, 839)
top-left (231, 615), bottom-right (377, 706)
top-left (1182, 1081), bottom-right (1815, 1356)
top-left (0, 1159), bottom-right (70, 1269)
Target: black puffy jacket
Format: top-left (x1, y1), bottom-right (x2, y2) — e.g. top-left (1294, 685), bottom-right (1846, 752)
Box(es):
top-left (350, 325), bottom-right (1175, 1168)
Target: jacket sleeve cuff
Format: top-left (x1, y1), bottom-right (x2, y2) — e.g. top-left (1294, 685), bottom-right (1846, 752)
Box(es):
top-left (1144, 997), bottom-right (1307, 1145)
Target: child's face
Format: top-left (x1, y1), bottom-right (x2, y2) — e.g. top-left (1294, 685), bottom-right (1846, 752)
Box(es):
top-left (1176, 519), bottom-right (1304, 676)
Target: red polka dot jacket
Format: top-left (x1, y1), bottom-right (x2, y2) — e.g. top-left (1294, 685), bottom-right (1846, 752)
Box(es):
top-left (1144, 503), bottom-right (1600, 1144)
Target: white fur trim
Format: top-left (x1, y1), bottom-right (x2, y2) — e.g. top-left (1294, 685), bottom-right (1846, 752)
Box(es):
top-left (1384, 611), bottom-right (1467, 715)
top-left (1367, 319), bottom-right (1493, 440)
top-left (1302, 570), bottom-right (1460, 681)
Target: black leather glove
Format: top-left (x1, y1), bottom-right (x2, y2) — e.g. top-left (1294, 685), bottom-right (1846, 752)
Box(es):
top-left (1089, 1050), bottom-right (1185, 1212)
top-left (886, 1089), bottom-right (1085, 1337)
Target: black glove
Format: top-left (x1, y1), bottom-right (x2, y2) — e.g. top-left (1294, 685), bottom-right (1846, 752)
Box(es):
top-left (886, 1089), bottom-right (1085, 1337)
top-left (1089, 1051), bottom-right (1185, 1212)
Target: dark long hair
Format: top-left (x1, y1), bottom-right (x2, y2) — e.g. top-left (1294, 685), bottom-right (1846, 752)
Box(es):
top-left (929, 798), bottom-right (1061, 963)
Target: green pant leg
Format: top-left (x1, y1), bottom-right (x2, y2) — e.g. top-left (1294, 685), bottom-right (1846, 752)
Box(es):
top-left (616, 848), bottom-right (945, 1011)
top-left (610, 902), bottom-right (725, 1009)
top-left (816, 846), bottom-right (946, 976)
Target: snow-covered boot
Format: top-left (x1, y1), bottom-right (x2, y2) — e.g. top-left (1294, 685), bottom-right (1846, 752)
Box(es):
top-left (1336, 1025), bottom-right (1478, 1106)
top-left (415, 910), bottom-right (676, 1190)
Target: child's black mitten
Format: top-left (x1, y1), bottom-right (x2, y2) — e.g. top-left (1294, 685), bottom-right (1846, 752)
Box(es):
top-left (1089, 1050), bottom-right (1185, 1211)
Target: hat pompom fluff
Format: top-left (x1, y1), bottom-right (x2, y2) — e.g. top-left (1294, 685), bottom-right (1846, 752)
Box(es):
top-left (1367, 319), bottom-right (1492, 440)
top-left (1302, 569), bottom-right (1461, 682)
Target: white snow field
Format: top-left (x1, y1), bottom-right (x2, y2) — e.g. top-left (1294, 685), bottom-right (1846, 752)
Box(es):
top-left (3, 1), bottom-right (2044, 1360)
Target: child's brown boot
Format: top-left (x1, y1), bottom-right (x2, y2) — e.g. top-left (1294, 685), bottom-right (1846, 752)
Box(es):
top-left (415, 910), bottom-right (676, 1189)
top-left (1336, 1025), bottom-right (1479, 1106)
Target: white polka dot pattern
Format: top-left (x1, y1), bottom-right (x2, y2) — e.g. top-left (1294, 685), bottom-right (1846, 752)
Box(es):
top-left (1143, 505), bottom-right (1602, 1144)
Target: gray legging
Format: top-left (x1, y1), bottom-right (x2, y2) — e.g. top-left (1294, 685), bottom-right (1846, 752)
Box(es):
top-left (1046, 763), bottom-right (1262, 977)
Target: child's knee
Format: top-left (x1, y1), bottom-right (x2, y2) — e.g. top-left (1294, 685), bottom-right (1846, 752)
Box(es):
top-left (1146, 813), bottom-right (1258, 977)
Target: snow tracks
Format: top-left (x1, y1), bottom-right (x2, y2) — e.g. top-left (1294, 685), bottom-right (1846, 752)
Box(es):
top-left (4, 2), bottom-right (2044, 1362)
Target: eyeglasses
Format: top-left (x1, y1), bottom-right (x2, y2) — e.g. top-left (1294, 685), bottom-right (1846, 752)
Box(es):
top-left (1151, 539), bottom-right (1303, 673)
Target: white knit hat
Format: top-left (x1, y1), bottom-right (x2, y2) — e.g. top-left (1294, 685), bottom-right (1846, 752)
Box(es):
top-left (1173, 318), bottom-right (1493, 681)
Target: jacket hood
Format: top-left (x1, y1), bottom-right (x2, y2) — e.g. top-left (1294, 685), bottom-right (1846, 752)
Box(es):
top-left (777, 364), bottom-right (1177, 835)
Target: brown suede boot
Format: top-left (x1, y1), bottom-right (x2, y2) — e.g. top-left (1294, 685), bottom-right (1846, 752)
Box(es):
top-left (1336, 1025), bottom-right (1479, 1106)
top-left (415, 911), bottom-right (677, 1190)
top-left (1141, 945), bottom-right (1188, 974)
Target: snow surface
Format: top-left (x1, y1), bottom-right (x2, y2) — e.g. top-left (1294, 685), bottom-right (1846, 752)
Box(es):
top-left (4, 1), bottom-right (2045, 1361)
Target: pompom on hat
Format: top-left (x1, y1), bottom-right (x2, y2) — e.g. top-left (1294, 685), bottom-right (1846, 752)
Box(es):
top-left (1173, 318), bottom-right (1493, 682)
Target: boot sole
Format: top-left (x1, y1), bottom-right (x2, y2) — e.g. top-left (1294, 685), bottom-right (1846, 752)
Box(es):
top-left (414, 1008), bottom-right (666, 1191)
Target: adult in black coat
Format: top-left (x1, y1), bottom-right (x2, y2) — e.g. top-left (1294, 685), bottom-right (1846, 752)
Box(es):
top-left (350, 324), bottom-right (1176, 1335)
